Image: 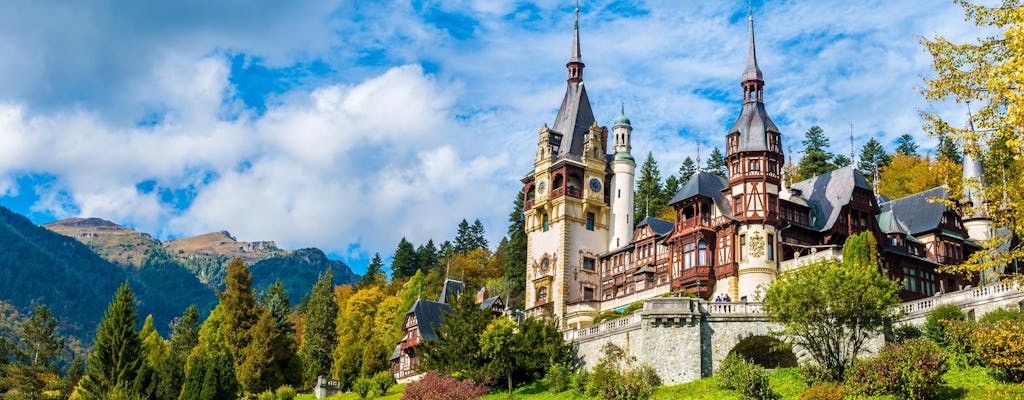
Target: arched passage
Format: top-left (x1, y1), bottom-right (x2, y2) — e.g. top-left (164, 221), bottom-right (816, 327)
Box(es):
top-left (727, 335), bottom-right (798, 368)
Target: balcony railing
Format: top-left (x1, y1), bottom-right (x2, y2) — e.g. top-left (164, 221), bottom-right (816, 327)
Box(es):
top-left (678, 217), bottom-right (712, 231)
top-left (550, 186), bottom-right (583, 200)
top-left (524, 199), bottom-right (535, 210)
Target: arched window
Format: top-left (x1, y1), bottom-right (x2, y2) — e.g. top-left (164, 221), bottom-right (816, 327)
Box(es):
top-left (542, 214), bottom-right (549, 231)
top-left (553, 174), bottom-right (564, 189)
top-left (537, 287), bottom-right (548, 304)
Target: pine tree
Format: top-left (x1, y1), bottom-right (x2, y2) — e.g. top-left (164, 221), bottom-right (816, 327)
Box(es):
top-left (706, 147), bottom-right (728, 178)
top-left (357, 253), bottom-right (385, 289)
top-left (857, 138), bottom-right (891, 183)
top-left (416, 240), bottom-right (439, 272)
top-left (634, 151), bottom-right (664, 225)
top-left (391, 238), bottom-right (419, 280)
top-left (833, 154), bottom-right (852, 168)
top-left (262, 280), bottom-right (293, 335)
top-left (6, 305), bottom-right (64, 398)
top-left (679, 156), bottom-right (697, 178)
top-left (798, 125), bottom-right (838, 178)
top-left (895, 133), bottom-right (919, 156)
top-left (300, 269), bottom-right (337, 383)
top-left (170, 305), bottom-right (200, 359)
top-left (663, 175), bottom-right (680, 204)
top-left (417, 292), bottom-right (494, 382)
top-left (470, 219), bottom-right (488, 250)
top-left (504, 191), bottom-right (527, 310)
top-left (77, 282), bottom-right (144, 400)
top-left (936, 132), bottom-right (962, 164)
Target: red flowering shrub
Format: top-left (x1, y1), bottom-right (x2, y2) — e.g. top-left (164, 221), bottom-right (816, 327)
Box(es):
top-left (401, 371), bottom-right (489, 400)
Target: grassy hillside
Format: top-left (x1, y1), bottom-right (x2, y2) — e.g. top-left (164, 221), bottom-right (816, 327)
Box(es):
top-left (42, 217), bottom-right (165, 267)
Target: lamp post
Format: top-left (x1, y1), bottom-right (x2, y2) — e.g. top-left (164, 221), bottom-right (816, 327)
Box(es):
top-left (696, 279), bottom-right (702, 299)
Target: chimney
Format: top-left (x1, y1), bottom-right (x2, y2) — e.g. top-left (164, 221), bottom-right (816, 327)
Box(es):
top-left (476, 287), bottom-right (489, 304)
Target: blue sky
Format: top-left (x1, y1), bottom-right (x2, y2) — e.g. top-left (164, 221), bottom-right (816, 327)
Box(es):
top-left (0, 0), bottom-right (985, 274)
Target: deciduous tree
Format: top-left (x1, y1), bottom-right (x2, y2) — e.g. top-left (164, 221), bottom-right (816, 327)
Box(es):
top-left (763, 232), bottom-right (901, 380)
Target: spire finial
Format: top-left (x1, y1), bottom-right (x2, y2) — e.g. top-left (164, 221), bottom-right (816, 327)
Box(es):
top-left (567, 0), bottom-right (584, 82)
top-left (620, 100), bottom-right (624, 116)
top-left (696, 141), bottom-right (702, 173)
top-left (849, 124), bottom-right (855, 163)
top-left (741, 1), bottom-right (764, 102)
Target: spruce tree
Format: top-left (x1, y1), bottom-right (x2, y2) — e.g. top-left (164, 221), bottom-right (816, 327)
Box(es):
top-left (634, 151), bottom-right (664, 225)
top-left (798, 125), bottom-right (838, 178)
top-left (504, 191), bottom-right (527, 310)
top-left (705, 147), bottom-right (728, 178)
top-left (417, 292), bottom-right (494, 381)
top-left (470, 219), bottom-right (488, 250)
top-left (262, 280), bottom-right (293, 335)
top-left (220, 259), bottom-right (259, 367)
top-left (857, 138), bottom-right (891, 183)
top-left (895, 133), bottom-right (919, 156)
top-left (679, 156), bottom-right (697, 178)
top-left (663, 175), bottom-right (680, 204)
top-left (358, 253), bottom-right (385, 289)
top-left (77, 282), bottom-right (144, 400)
top-left (300, 269), bottom-right (337, 383)
top-left (391, 238), bottom-right (419, 280)
top-left (416, 240), bottom-right (439, 272)
top-left (936, 133), bottom-right (962, 163)
top-left (833, 154), bottom-right (852, 168)
top-left (453, 219), bottom-right (473, 254)
top-left (170, 305), bottom-right (200, 359)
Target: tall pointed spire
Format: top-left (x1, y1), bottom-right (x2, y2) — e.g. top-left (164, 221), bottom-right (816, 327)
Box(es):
top-left (741, 1), bottom-right (764, 89)
top-left (963, 105), bottom-right (987, 219)
top-left (567, 0), bottom-right (584, 82)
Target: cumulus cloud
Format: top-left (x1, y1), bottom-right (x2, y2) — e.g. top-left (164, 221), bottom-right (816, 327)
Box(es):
top-left (0, 0), bottom-right (993, 271)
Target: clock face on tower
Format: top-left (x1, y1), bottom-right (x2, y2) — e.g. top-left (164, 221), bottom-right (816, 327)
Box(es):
top-left (538, 180), bottom-right (547, 194)
top-left (589, 177), bottom-right (602, 193)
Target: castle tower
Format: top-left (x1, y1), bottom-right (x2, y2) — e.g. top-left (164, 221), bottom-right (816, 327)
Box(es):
top-left (723, 6), bottom-right (784, 301)
top-left (609, 104), bottom-right (636, 250)
top-left (962, 114), bottom-right (993, 242)
top-left (522, 6), bottom-right (610, 329)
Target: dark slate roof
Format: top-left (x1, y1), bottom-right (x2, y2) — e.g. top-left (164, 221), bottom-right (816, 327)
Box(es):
top-left (789, 166), bottom-right (873, 231)
top-left (728, 102), bottom-right (779, 153)
top-left (668, 172), bottom-right (735, 220)
top-left (407, 299), bottom-right (451, 342)
top-left (439, 279), bottom-right (464, 304)
top-left (480, 296), bottom-right (503, 311)
top-left (878, 187), bottom-right (949, 235)
top-left (390, 345), bottom-right (401, 361)
top-left (551, 82), bottom-right (595, 158)
top-left (637, 217), bottom-right (674, 236)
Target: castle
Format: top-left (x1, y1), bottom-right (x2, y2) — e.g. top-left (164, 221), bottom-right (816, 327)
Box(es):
top-left (522, 6), bottom-right (999, 330)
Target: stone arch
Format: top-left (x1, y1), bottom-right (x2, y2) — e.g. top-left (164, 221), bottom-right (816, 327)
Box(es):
top-left (727, 335), bottom-right (798, 369)
top-left (705, 319), bottom-right (782, 375)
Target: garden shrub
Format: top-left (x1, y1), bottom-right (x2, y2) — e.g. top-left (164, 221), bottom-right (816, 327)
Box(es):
top-left (943, 319), bottom-right (980, 367)
top-left (979, 308), bottom-right (1023, 324)
top-left (892, 324), bottom-right (922, 343)
top-left (352, 377), bottom-right (374, 399)
top-left (924, 304), bottom-right (966, 346)
top-left (798, 383), bottom-right (846, 400)
top-left (728, 336), bottom-right (798, 368)
top-left (716, 354), bottom-right (777, 400)
top-left (570, 371), bottom-right (589, 396)
top-left (372, 371), bottom-right (396, 396)
top-left (845, 339), bottom-right (946, 400)
top-left (972, 319), bottom-right (1024, 382)
top-left (545, 363), bottom-right (572, 393)
top-left (401, 371), bottom-right (488, 400)
top-left (275, 385), bottom-right (296, 400)
top-left (257, 391), bottom-right (276, 400)
top-left (798, 363), bottom-right (831, 387)
top-left (584, 343), bottom-right (660, 400)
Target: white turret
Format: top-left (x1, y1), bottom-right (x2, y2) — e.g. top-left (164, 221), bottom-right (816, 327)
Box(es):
top-left (962, 115), bottom-right (993, 242)
top-left (609, 104), bottom-right (635, 250)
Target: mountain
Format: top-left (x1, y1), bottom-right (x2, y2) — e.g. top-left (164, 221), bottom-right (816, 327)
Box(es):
top-left (164, 231), bottom-right (285, 287)
top-left (251, 248), bottom-right (360, 302)
top-left (0, 206), bottom-right (216, 340)
top-left (42, 218), bottom-right (164, 267)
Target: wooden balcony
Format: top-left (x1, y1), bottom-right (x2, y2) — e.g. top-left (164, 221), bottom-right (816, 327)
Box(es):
top-left (524, 199), bottom-right (535, 210)
top-left (677, 217), bottom-right (713, 231)
top-left (679, 266), bottom-right (712, 286)
top-left (550, 186), bottom-right (583, 200)
top-left (715, 263), bottom-right (737, 279)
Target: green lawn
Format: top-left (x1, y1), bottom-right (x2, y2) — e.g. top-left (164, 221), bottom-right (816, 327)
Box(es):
top-left (297, 367), bottom-right (1024, 400)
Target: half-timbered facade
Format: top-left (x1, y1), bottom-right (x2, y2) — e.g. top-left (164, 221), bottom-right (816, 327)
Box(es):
top-left (523, 6), bottom-right (993, 329)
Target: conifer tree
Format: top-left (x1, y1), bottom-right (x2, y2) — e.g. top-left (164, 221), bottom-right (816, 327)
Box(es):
top-left (417, 292), bottom-right (493, 382)
top-left (6, 305), bottom-right (64, 398)
top-left (504, 191), bottom-right (527, 310)
top-left (235, 310), bottom-right (279, 395)
top-left (895, 133), bottom-right (919, 156)
top-left (679, 156), bottom-right (697, 178)
top-left (705, 147), bottom-right (728, 178)
top-left (833, 154), bottom-right (852, 168)
top-left (170, 305), bottom-right (200, 359)
top-left (634, 151), bottom-right (664, 225)
top-left (77, 282), bottom-right (144, 400)
top-left (391, 238), bottom-right (419, 280)
top-left (857, 138), bottom-right (891, 183)
top-left (300, 269), bottom-right (337, 383)
top-left (358, 253), bottom-right (385, 289)
top-left (470, 219), bottom-right (488, 250)
top-left (416, 240), bottom-right (439, 272)
top-left (262, 280), bottom-right (293, 335)
top-left (798, 125), bottom-right (838, 178)
top-left (221, 259), bottom-right (259, 355)
top-left (936, 132), bottom-right (962, 163)
top-left (453, 219), bottom-right (473, 254)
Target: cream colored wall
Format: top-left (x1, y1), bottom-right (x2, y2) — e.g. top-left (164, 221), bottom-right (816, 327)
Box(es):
top-left (735, 224), bottom-right (778, 301)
